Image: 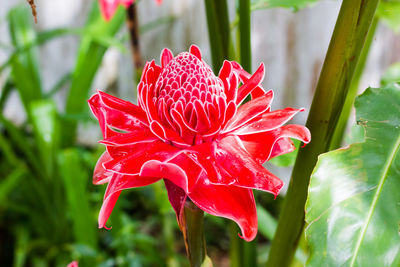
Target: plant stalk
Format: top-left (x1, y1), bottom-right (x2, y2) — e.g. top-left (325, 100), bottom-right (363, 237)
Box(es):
top-left (181, 200), bottom-right (209, 267)
top-left (234, 1), bottom-right (258, 265)
top-left (266, 1), bottom-right (379, 266)
top-left (126, 3), bottom-right (144, 83)
top-left (204, 0), bottom-right (232, 71)
top-left (239, 0), bottom-right (252, 72)
top-left (329, 16), bottom-right (379, 149)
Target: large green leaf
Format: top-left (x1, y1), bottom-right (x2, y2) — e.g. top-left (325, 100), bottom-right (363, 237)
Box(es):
top-left (305, 84), bottom-right (400, 266)
top-left (376, 0), bottom-right (400, 32)
top-left (251, 0), bottom-right (319, 11)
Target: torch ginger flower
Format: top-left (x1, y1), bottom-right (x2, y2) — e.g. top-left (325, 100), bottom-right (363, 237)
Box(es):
top-left (89, 45), bottom-right (310, 241)
top-left (99, 0), bottom-right (163, 21)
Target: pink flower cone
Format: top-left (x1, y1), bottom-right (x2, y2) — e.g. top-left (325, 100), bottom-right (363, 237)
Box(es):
top-left (89, 45), bottom-right (311, 241)
top-left (99, 0), bottom-right (163, 21)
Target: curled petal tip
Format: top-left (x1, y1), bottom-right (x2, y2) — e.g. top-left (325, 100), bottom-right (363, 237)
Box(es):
top-left (161, 48), bottom-right (174, 68)
top-left (189, 45), bottom-right (202, 60)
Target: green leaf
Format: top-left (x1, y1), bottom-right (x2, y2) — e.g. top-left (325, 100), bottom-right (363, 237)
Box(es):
top-left (61, 3), bottom-right (125, 146)
top-left (8, 6), bottom-right (42, 112)
top-left (381, 62), bottom-right (400, 85)
top-left (376, 0), bottom-right (400, 32)
top-left (13, 226), bottom-right (30, 267)
top-left (0, 167), bottom-right (26, 204)
top-left (0, 114), bottom-right (42, 175)
top-left (257, 206), bottom-right (277, 240)
top-left (29, 99), bottom-right (59, 177)
top-left (58, 149), bottom-right (97, 248)
top-left (251, 0), bottom-right (319, 11)
top-left (305, 84), bottom-right (400, 267)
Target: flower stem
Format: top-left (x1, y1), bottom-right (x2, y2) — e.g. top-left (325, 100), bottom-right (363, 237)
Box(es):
top-left (329, 16), bottom-right (379, 149)
top-left (204, 0), bottom-right (232, 71)
top-left (239, 0), bottom-right (252, 72)
top-left (126, 3), bottom-right (144, 83)
top-left (181, 200), bottom-right (210, 267)
top-left (266, 1), bottom-right (379, 266)
top-left (233, 1), bottom-right (258, 265)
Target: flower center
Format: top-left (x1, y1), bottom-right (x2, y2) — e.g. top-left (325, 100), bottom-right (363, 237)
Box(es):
top-left (154, 52), bottom-right (226, 144)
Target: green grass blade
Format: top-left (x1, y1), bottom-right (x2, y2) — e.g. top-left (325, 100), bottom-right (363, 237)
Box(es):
top-left (61, 3), bottom-right (126, 146)
top-left (29, 100), bottom-right (59, 178)
top-left (8, 6), bottom-right (42, 112)
top-left (0, 167), bottom-right (26, 204)
top-left (58, 149), bottom-right (97, 248)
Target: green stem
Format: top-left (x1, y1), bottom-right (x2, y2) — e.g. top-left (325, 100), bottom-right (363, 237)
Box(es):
top-left (214, 0), bottom-right (231, 61)
top-left (229, 222), bottom-right (242, 267)
top-left (126, 3), bottom-right (144, 83)
top-left (182, 200), bottom-right (208, 267)
top-left (329, 16), bottom-right (379, 149)
top-left (204, 0), bottom-right (232, 71)
top-left (239, 0), bottom-right (252, 72)
top-left (266, 1), bottom-right (379, 267)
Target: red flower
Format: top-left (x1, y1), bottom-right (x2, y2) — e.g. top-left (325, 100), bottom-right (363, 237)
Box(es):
top-left (89, 45), bottom-right (310, 241)
top-left (67, 261), bottom-right (78, 267)
top-left (99, 0), bottom-right (162, 21)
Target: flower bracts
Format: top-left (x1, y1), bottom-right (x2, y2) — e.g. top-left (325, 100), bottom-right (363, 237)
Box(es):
top-left (89, 45), bottom-right (310, 241)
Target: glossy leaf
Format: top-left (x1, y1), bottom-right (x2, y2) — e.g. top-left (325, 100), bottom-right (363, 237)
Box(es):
top-left (376, 0), bottom-right (400, 32)
top-left (251, 0), bottom-right (319, 11)
top-left (306, 84), bottom-right (400, 267)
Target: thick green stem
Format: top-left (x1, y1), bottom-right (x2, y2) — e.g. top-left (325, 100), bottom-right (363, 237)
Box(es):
top-left (239, 0), bottom-right (252, 72)
top-left (182, 200), bottom-right (208, 267)
top-left (266, 1), bottom-right (379, 267)
top-left (329, 16), bottom-right (379, 149)
top-left (235, 1), bottom-right (258, 264)
top-left (229, 223), bottom-right (242, 267)
top-left (204, 0), bottom-right (232, 71)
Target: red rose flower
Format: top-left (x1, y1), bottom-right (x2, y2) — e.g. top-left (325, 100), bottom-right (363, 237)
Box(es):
top-left (99, 0), bottom-right (162, 21)
top-left (89, 45), bottom-right (310, 241)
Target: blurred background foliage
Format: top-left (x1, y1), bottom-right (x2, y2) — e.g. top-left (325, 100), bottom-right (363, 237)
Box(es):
top-left (0, 0), bottom-right (399, 266)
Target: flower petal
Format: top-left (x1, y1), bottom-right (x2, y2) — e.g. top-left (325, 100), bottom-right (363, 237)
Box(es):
top-left (235, 63), bottom-right (265, 105)
top-left (150, 120), bottom-right (190, 148)
top-left (140, 150), bottom-right (204, 193)
top-left (93, 151), bottom-right (113, 185)
top-left (100, 128), bottom-right (158, 146)
top-left (214, 136), bottom-right (284, 196)
top-left (231, 61), bottom-right (265, 99)
top-left (233, 107), bottom-right (304, 135)
top-left (239, 124), bottom-right (311, 164)
top-left (103, 140), bottom-right (180, 174)
top-left (88, 91), bottom-right (148, 138)
top-left (189, 176), bottom-right (258, 241)
top-left (164, 179), bottom-right (187, 227)
top-left (99, 173), bottom-right (160, 228)
top-left (189, 45), bottom-right (202, 60)
top-left (224, 91), bottom-right (273, 133)
top-left (161, 48), bottom-right (174, 68)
